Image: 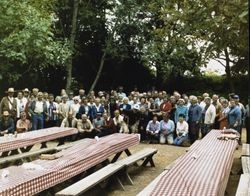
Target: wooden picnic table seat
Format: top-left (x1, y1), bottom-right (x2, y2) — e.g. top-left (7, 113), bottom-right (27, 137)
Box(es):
top-left (56, 148), bottom-right (157, 196)
top-left (242, 144), bottom-right (250, 156)
top-left (115, 147), bottom-right (157, 167)
top-left (56, 163), bottom-right (125, 196)
top-left (236, 174), bottom-right (250, 196)
top-left (0, 140), bottom-right (81, 167)
top-left (242, 156), bottom-right (250, 174)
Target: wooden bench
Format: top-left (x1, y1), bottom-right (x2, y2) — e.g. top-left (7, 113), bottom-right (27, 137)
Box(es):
top-left (56, 148), bottom-right (157, 196)
top-left (242, 156), bottom-right (250, 174)
top-left (56, 163), bottom-right (124, 196)
top-left (0, 140), bottom-right (81, 167)
top-left (115, 148), bottom-right (157, 167)
top-left (236, 174), bottom-right (250, 196)
top-left (242, 144), bottom-right (250, 156)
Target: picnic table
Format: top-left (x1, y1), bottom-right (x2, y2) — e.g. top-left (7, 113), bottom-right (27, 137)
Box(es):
top-left (0, 133), bottom-right (139, 196)
top-left (138, 129), bottom-right (238, 196)
top-left (0, 127), bottom-right (78, 155)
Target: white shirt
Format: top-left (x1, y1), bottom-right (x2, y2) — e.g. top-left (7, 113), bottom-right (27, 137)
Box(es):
top-left (204, 104), bottom-right (216, 124)
top-left (113, 115), bottom-right (124, 126)
top-left (34, 101), bottom-right (44, 113)
top-left (176, 121), bottom-right (189, 136)
top-left (70, 103), bottom-right (80, 117)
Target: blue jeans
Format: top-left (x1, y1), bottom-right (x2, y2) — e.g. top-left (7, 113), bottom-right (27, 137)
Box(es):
top-left (32, 114), bottom-right (44, 130)
top-left (160, 133), bottom-right (174, 144)
top-left (173, 135), bottom-right (189, 146)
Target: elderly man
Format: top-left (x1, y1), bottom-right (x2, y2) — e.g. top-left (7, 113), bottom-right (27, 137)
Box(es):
top-left (0, 88), bottom-right (17, 120)
top-left (188, 96), bottom-right (202, 144)
top-left (29, 92), bottom-right (48, 130)
top-left (77, 114), bottom-right (94, 138)
top-left (201, 97), bottom-right (216, 138)
top-left (0, 111), bottom-right (15, 135)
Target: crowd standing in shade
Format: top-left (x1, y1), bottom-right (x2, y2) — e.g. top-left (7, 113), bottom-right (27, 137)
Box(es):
top-left (0, 87), bottom-right (248, 145)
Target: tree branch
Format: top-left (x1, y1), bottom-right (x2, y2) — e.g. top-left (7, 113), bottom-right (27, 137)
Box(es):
top-left (214, 59), bottom-right (226, 67)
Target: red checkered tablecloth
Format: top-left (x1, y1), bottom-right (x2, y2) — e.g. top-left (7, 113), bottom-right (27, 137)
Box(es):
top-left (0, 127), bottom-right (78, 153)
top-left (138, 130), bottom-right (238, 196)
top-left (0, 133), bottom-right (140, 196)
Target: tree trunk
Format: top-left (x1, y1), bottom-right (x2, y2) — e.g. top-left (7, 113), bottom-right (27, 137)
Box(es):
top-left (224, 48), bottom-right (235, 92)
top-left (66, 0), bottom-right (79, 93)
top-left (88, 50), bottom-right (107, 94)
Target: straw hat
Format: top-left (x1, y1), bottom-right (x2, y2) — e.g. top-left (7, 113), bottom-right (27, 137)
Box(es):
top-left (23, 88), bottom-right (30, 92)
top-left (6, 88), bottom-right (15, 93)
top-left (3, 111), bottom-right (9, 116)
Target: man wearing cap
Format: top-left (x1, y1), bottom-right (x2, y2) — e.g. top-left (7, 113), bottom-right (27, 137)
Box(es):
top-left (0, 88), bottom-right (17, 120)
top-left (0, 111), bottom-right (15, 135)
top-left (23, 88), bottom-right (30, 101)
top-left (234, 95), bottom-right (245, 137)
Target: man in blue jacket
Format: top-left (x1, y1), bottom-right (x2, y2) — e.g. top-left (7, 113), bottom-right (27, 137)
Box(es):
top-left (188, 96), bottom-right (202, 144)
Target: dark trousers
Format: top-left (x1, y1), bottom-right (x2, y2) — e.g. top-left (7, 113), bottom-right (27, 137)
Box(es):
top-left (246, 117), bottom-right (250, 144)
top-left (189, 121), bottom-right (200, 144)
top-left (97, 128), bottom-right (113, 137)
top-left (201, 124), bottom-right (212, 138)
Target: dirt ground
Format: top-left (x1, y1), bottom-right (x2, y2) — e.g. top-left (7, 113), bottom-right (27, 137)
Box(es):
top-left (90, 129), bottom-right (246, 196)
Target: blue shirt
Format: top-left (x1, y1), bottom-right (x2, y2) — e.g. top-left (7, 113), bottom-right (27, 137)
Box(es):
top-left (146, 120), bottom-right (160, 133)
top-left (175, 105), bottom-right (189, 123)
top-left (228, 106), bottom-right (241, 126)
top-left (188, 104), bottom-right (202, 122)
top-left (159, 119), bottom-right (175, 134)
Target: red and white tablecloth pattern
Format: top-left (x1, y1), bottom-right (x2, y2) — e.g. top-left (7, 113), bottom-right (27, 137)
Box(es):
top-left (139, 130), bottom-right (238, 196)
top-left (0, 133), bottom-right (140, 196)
top-left (0, 127), bottom-right (78, 153)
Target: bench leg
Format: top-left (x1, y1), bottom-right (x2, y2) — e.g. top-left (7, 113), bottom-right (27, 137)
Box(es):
top-left (115, 176), bottom-right (125, 191)
top-left (124, 170), bottom-right (134, 185)
top-left (142, 155), bottom-right (155, 167)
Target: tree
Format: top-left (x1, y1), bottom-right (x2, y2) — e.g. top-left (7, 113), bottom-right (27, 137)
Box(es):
top-left (175, 0), bottom-right (248, 92)
top-left (0, 0), bottom-right (71, 86)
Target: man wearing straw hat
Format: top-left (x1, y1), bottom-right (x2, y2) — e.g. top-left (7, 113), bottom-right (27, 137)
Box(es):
top-left (0, 111), bottom-right (15, 135)
top-left (0, 88), bottom-right (17, 120)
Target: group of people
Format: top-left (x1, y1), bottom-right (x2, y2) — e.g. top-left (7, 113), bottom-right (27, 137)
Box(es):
top-left (0, 86), bottom-right (249, 146)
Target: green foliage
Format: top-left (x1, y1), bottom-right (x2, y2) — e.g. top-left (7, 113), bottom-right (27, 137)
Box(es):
top-left (0, 0), bottom-right (71, 82)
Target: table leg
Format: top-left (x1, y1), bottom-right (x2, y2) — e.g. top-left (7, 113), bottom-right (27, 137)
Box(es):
top-left (0, 151), bottom-right (9, 157)
top-left (41, 142), bottom-right (48, 149)
top-left (111, 152), bottom-right (123, 163)
top-left (124, 149), bottom-right (131, 156)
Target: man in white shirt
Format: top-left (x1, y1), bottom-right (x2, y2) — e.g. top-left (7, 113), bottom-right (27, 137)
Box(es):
top-left (16, 91), bottom-right (27, 119)
top-left (29, 92), bottom-right (48, 130)
top-left (201, 97), bottom-right (216, 138)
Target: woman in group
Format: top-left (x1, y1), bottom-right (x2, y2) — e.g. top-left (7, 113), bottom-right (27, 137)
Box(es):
top-left (173, 114), bottom-right (189, 146)
top-left (218, 99), bottom-right (230, 129)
